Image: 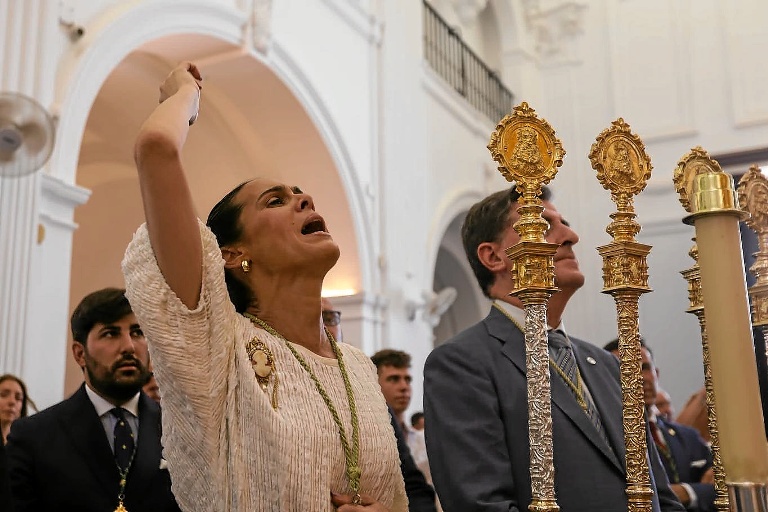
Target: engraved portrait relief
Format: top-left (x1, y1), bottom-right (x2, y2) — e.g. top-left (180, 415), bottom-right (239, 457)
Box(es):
top-left (510, 126), bottom-right (546, 176)
top-left (609, 141), bottom-right (635, 186)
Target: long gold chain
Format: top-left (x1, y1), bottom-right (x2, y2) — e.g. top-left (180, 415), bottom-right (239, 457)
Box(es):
top-left (492, 303), bottom-right (588, 411)
top-left (243, 313), bottom-right (362, 502)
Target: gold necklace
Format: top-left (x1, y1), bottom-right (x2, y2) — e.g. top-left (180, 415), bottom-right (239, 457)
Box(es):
top-left (492, 303), bottom-right (588, 411)
top-left (243, 313), bottom-right (363, 504)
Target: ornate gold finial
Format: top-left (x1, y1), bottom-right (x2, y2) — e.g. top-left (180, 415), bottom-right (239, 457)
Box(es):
top-left (487, 102), bottom-right (565, 292)
top-left (738, 165), bottom-right (768, 328)
top-left (488, 101), bottom-right (565, 185)
top-left (488, 102), bottom-right (563, 512)
top-left (673, 147), bottom-right (744, 224)
top-left (589, 118), bottom-right (653, 512)
top-left (589, 117), bottom-right (653, 245)
top-left (590, 118), bottom-right (652, 196)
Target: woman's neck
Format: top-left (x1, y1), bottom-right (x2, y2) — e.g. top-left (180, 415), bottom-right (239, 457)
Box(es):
top-left (1, 422), bottom-right (10, 444)
top-left (246, 280), bottom-right (334, 357)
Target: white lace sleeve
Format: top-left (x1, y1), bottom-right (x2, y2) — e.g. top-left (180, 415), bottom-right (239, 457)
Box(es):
top-left (122, 219), bottom-right (236, 510)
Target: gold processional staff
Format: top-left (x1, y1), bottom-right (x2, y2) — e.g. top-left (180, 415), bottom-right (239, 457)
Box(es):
top-left (680, 237), bottom-right (730, 512)
top-left (588, 118), bottom-right (654, 512)
top-left (674, 148), bottom-right (768, 512)
top-left (488, 102), bottom-right (565, 512)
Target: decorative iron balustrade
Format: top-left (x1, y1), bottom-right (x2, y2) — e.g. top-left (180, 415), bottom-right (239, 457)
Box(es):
top-left (423, 1), bottom-right (514, 122)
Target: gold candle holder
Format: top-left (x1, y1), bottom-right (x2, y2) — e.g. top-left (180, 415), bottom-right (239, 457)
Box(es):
top-left (674, 147), bottom-right (768, 509)
top-left (488, 102), bottom-right (565, 512)
top-left (738, 165), bottom-right (768, 353)
top-left (588, 118), bottom-right (653, 512)
top-left (680, 240), bottom-right (730, 512)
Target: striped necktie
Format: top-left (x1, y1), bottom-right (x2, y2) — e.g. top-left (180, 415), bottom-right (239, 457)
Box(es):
top-left (548, 330), bottom-right (610, 447)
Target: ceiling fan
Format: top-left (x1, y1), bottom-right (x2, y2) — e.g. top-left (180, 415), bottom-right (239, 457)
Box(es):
top-left (0, 92), bottom-right (56, 178)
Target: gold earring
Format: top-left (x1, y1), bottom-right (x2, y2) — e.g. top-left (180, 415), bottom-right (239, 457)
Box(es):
top-left (241, 260), bottom-right (251, 273)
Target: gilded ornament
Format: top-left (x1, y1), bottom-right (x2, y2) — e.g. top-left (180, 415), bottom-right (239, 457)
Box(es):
top-left (738, 165), bottom-right (768, 328)
top-left (673, 147), bottom-right (745, 223)
top-left (245, 336), bottom-right (279, 409)
top-left (589, 118), bottom-right (653, 512)
top-left (246, 338), bottom-right (274, 382)
top-left (488, 102), bottom-right (565, 192)
top-left (673, 147), bottom-right (720, 213)
top-left (487, 102), bottom-right (563, 512)
top-left (589, 118), bottom-right (651, 199)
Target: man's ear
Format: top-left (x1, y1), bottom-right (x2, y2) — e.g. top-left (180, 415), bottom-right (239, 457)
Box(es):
top-left (72, 342), bottom-right (86, 370)
top-left (477, 241), bottom-right (507, 273)
top-left (221, 246), bottom-right (246, 271)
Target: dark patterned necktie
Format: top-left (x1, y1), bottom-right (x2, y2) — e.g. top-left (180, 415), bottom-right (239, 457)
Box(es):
top-left (548, 330), bottom-right (610, 445)
top-left (110, 408), bottom-right (135, 471)
top-left (650, 419), bottom-right (680, 482)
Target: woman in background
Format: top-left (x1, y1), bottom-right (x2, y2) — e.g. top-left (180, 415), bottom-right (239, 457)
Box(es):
top-left (0, 374), bottom-right (33, 445)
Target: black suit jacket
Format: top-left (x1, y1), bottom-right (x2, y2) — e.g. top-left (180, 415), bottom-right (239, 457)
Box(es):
top-left (6, 384), bottom-right (180, 512)
top-left (656, 417), bottom-right (715, 512)
top-left (0, 437), bottom-right (13, 512)
top-left (389, 408), bottom-right (437, 512)
top-left (424, 307), bottom-right (685, 512)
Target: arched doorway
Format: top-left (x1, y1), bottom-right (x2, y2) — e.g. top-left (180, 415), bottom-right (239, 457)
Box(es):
top-left (431, 214), bottom-right (486, 347)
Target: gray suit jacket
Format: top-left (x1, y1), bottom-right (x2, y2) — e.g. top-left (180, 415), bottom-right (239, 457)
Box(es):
top-left (424, 307), bottom-right (685, 512)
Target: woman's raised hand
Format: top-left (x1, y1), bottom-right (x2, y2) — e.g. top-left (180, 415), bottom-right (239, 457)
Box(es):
top-left (159, 62), bottom-right (203, 124)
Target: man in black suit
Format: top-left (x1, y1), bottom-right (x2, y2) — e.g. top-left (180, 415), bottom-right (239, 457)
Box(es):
top-left (6, 288), bottom-right (180, 512)
top-left (424, 187), bottom-right (684, 512)
top-left (0, 439), bottom-right (12, 512)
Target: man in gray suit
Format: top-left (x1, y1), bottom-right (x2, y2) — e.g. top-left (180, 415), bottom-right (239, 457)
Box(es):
top-left (424, 187), bottom-right (684, 512)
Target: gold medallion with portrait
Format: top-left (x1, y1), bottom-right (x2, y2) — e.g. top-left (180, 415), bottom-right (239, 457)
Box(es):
top-left (488, 102), bottom-right (564, 187)
top-left (590, 118), bottom-right (651, 197)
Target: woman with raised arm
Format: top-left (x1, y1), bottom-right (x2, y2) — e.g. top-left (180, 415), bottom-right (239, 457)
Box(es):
top-left (122, 62), bottom-right (406, 512)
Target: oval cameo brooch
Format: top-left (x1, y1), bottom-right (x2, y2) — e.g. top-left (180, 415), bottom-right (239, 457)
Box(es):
top-left (246, 336), bottom-right (279, 409)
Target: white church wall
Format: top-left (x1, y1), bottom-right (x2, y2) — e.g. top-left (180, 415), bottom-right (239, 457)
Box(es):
top-left (519, 0), bottom-right (768, 409)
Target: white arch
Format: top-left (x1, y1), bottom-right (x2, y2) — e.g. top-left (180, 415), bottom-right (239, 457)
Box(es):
top-left (51, 0), bottom-right (245, 184)
top-left (49, 0), bottom-right (375, 293)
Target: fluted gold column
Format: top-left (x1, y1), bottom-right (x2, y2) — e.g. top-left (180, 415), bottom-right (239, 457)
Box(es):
top-left (674, 147), bottom-right (768, 510)
top-left (680, 241), bottom-right (730, 512)
top-left (488, 102), bottom-right (565, 512)
top-left (588, 118), bottom-right (653, 512)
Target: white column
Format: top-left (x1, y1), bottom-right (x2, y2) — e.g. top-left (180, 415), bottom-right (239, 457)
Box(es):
top-left (0, 0), bottom-right (76, 408)
top-left (376, 0), bottom-right (434, 411)
top-left (24, 176), bottom-right (90, 408)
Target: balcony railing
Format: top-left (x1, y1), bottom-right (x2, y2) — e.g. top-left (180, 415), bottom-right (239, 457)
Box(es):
top-left (423, 1), bottom-right (514, 122)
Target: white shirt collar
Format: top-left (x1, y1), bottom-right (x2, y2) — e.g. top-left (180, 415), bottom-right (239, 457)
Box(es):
top-left (84, 383), bottom-right (140, 418)
top-left (493, 300), bottom-right (567, 334)
top-left (647, 405), bottom-right (660, 423)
